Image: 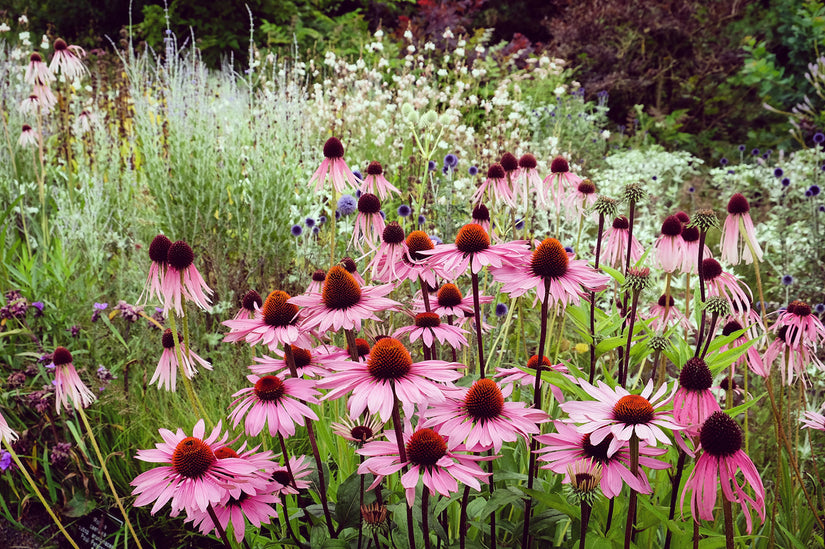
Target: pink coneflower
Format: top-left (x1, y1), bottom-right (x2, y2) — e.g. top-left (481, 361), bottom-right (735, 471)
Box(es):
top-left (719, 193), bottom-right (763, 265)
top-left (151, 329), bottom-right (212, 392)
top-left (763, 325), bottom-right (823, 384)
top-left (564, 179), bottom-right (597, 219)
top-left (773, 300), bottom-right (825, 350)
top-left (227, 375), bottom-right (319, 438)
top-left (357, 427), bottom-right (490, 506)
top-left (493, 354), bottom-right (571, 404)
top-left (289, 265), bottom-right (399, 333)
top-left (681, 411), bottom-right (765, 534)
top-left (222, 290), bottom-right (312, 349)
top-left (500, 152), bottom-right (522, 206)
top-left (19, 95), bottom-right (42, 115)
top-left (368, 222), bottom-right (408, 282)
top-left (561, 380), bottom-right (679, 456)
top-left (346, 337), bottom-right (372, 361)
top-left (536, 421), bottom-right (669, 498)
top-left (309, 137), bottom-right (360, 194)
top-left (319, 337), bottom-right (464, 421)
top-left (331, 415), bottom-right (384, 446)
top-left (679, 225), bottom-right (711, 274)
top-left (162, 240), bottom-right (213, 316)
top-left (351, 193), bottom-right (385, 251)
top-left (423, 223), bottom-right (523, 278)
top-left (232, 290), bottom-right (262, 321)
top-left (701, 258), bottom-right (751, 314)
top-left (187, 485), bottom-right (279, 544)
top-left (518, 154), bottom-right (542, 210)
top-left (645, 294), bottom-right (691, 333)
top-left (801, 409), bottom-right (825, 431)
top-left (472, 163), bottom-right (513, 207)
top-left (25, 52), bottom-right (53, 85)
top-left (131, 419), bottom-right (260, 516)
top-left (49, 38), bottom-right (87, 80)
top-left (51, 347), bottom-right (96, 414)
top-left (417, 283), bottom-right (491, 317)
top-left (270, 455), bottom-right (313, 496)
top-left (139, 235), bottom-right (171, 305)
top-left (17, 124), bottom-right (39, 148)
top-left (360, 161), bottom-right (399, 200)
top-left (600, 216), bottom-right (643, 270)
top-left (306, 269), bottom-right (326, 294)
top-left (673, 357), bottom-right (720, 428)
top-left (422, 378), bottom-right (548, 452)
top-left (386, 230), bottom-right (444, 287)
top-left (248, 345), bottom-right (330, 378)
top-left (392, 312), bottom-right (469, 349)
top-left (542, 155), bottom-right (581, 215)
top-left (653, 215), bottom-right (685, 273)
top-left (0, 410), bottom-right (18, 444)
top-left (719, 319), bottom-right (765, 376)
top-left (32, 83), bottom-right (57, 111)
top-left (340, 256), bottom-right (366, 285)
top-left (492, 238), bottom-right (610, 307)
top-left (471, 204), bottom-right (492, 235)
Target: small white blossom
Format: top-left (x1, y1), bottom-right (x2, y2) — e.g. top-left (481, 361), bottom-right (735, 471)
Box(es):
top-left (407, 45), bottom-right (416, 53)
top-left (374, 28), bottom-right (384, 39)
top-left (18, 15), bottom-right (28, 25)
top-left (404, 29), bottom-right (413, 40)
top-left (424, 41), bottom-right (435, 52)
top-left (0, 23), bottom-right (9, 32)
top-left (443, 28), bottom-right (454, 39)
top-left (554, 85), bottom-right (566, 96)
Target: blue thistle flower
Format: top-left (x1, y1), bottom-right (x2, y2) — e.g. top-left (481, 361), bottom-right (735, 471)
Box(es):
top-left (337, 195), bottom-right (357, 216)
top-left (469, 165), bottom-right (478, 176)
top-left (782, 274), bottom-right (794, 286)
top-left (291, 224), bottom-right (303, 237)
top-left (495, 303), bottom-right (508, 318)
top-left (397, 204), bottom-right (411, 217)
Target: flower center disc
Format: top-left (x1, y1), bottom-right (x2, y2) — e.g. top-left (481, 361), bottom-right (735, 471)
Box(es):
top-left (358, 193), bottom-right (381, 215)
top-left (383, 222), bottom-right (405, 244)
top-left (367, 338), bottom-right (412, 380)
top-left (437, 284), bottom-right (463, 307)
top-left (414, 312), bottom-right (441, 328)
top-left (312, 269), bottom-right (327, 283)
top-left (699, 411), bottom-right (742, 457)
top-left (727, 193), bottom-right (750, 214)
top-left (581, 433), bottom-right (612, 463)
top-left (161, 329), bottom-right (177, 349)
top-left (271, 470), bottom-right (293, 486)
top-left (455, 224), bottom-right (490, 254)
top-left (214, 447), bottom-right (240, 459)
top-left (530, 238), bottom-right (569, 279)
top-left (519, 154), bottom-right (537, 169)
top-left (612, 395), bottom-right (654, 425)
top-left (348, 337), bottom-right (371, 358)
top-left (550, 156), bottom-right (569, 173)
top-left (679, 357), bottom-right (713, 391)
top-left (612, 216), bottom-right (629, 230)
top-left (291, 346), bottom-right (312, 368)
top-left (172, 437), bottom-right (216, 479)
top-left (487, 163), bottom-right (505, 179)
top-left (789, 300), bottom-right (811, 317)
top-left (367, 161), bottom-right (383, 176)
top-left (701, 258), bottom-right (722, 281)
top-left (53, 347), bottom-right (73, 366)
top-left (500, 153), bottom-right (518, 172)
top-left (406, 230), bottom-right (434, 261)
top-left (350, 425), bottom-right (374, 442)
top-left (167, 240), bottom-right (194, 270)
top-left (254, 375), bottom-right (286, 401)
top-left (241, 290), bottom-right (262, 311)
top-left (322, 266), bottom-right (362, 310)
top-left (472, 204), bottom-right (490, 222)
top-left (262, 291), bottom-right (299, 327)
top-left (323, 137), bottom-right (344, 159)
top-left (464, 378), bottom-right (504, 421)
top-left (527, 355), bottom-right (552, 371)
top-left (406, 428), bottom-right (447, 467)
top-left (149, 234), bottom-right (172, 263)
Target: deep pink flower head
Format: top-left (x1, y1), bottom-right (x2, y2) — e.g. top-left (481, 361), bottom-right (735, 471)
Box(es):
top-left (654, 215), bottom-right (685, 273)
top-left (223, 290), bottom-right (312, 349)
top-left (673, 357), bottom-right (720, 429)
top-left (309, 137), bottom-right (361, 193)
top-left (52, 347), bottom-right (96, 413)
top-left (162, 240), bottom-right (213, 316)
top-left (139, 234), bottom-right (171, 305)
top-left (359, 161), bottom-right (400, 200)
top-left (423, 224), bottom-right (523, 278)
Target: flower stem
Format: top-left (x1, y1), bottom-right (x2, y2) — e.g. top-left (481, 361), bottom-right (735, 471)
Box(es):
top-left (419, 275), bottom-right (433, 360)
top-left (3, 441), bottom-right (81, 549)
top-left (77, 407), bottom-right (144, 549)
top-left (620, 289), bottom-right (641, 387)
top-left (623, 434), bottom-right (639, 549)
top-left (722, 498), bottom-right (735, 549)
top-left (579, 500), bottom-right (592, 549)
top-left (589, 213), bottom-right (605, 384)
top-left (699, 311), bottom-right (719, 360)
top-left (207, 503), bottom-right (232, 549)
top-left (459, 485), bottom-right (470, 549)
top-left (284, 345), bottom-right (336, 537)
top-left (345, 329), bottom-right (360, 361)
top-left (167, 311), bottom-right (212, 428)
top-left (663, 448), bottom-right (687, 549)
top-left (422, 486), bottom-right (431, 549)
top-left (389, 382), bottom-right (416, 549)
top-left (623, 199), bottom-right (636, 275)
top-left (487, 452), bottom-right (497, 549)
top-left (470, 270), bottom-right (486, 378)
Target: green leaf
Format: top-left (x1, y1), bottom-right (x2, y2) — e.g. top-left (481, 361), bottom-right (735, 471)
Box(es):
top-left (65, 491), bottom-right (97, 518)
top-left (334, 471), bottom-right (368, 529)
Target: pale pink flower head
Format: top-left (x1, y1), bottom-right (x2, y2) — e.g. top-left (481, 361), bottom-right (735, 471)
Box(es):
top-left (681, 411), bottom-right (765, 534)
top-left (249, 345), bottom-right (330, 378)
top-left (151, 329), bottom-right (212, 392)
top-left (472, 163), bottom-right (513, 207)
top-left (357, 427), bottom-right (490, 506)
top-left (673, 357), bottom-right (720, 429)
top-left (801, 409), bottom-right (825, 431)
top-left (679, 225), bottom-right (710, 274)
top-left (319, 337), bottom-right (464, 421)
top-left (162, 240), bottom-right (213, 316)
top-left (424, 223), bottom-right (525, 278)
top-left (422, 378), bottom-right (548, 452)
top-left (368, 222), bottom-right (408, 283)
top-left (763, 324), bottom-right (823, 385)
top-left (289, 265), bottom-right (399, 333)
top-left (360, 161), bottom-right (400, 200)
top-left (331, 415), bottom-right (384, 447)
top-left (653, 215), bottom-right (685, 273)
top-left (270, 455), bottom-right (313, 496)
top-left (228, 375), bottom-right (319, 438)
top-left (233, 290), bottom-right (263, 321)
top-left (425, 283), bottom-right (483, 317)
top-left (340, 256), bottom-right (366, 285)
top-left (564, 179), bottom-right (598, 219)
top-left (19, 94), bottom-right (43, 116)
top-left (306, 269), bottom-right (326, 294)
top-left (601, 216), bottom-right (643, 269)
top-left (131, 419), bottom-right (260, 516)
top-left (309, 137), bottom-right (360, 194)
top-left (33, 83), bottom-right (57, 110)
top-left (561, 380), bottom-right (679, 456)
top-left (222, 290), bottom-right (312, 349)
top-left (719, 193), bottom-right (763, 265)
top-left (471, 203), bottom-right (492, 235)
top-left (139, 235), bottom-right (171, 305)
top-left (187, 485), bottom-right (279, 544)
top-left (700, 258), bottom-right (751, 315)
top-left (25, 51), bottom-right (54, 86)
top-left (518, 153), bottom-right (543, 206)
top-left (392, 312), bottom-right (469, 349)
top-left (646, 294), bottom-right (691, 333)
top-left (542, 155), bottom-right (582, 215)
top-left (18, 124), bottom-right (39, 148)
top-left (0, 410), bottom-right (18, 444)
top-left (492, 237), bottom-right (610, 307)
top-left (49, 38), bottom-right (87, 80)
top-left (500, 152), bottom-right (522, 205)
top-left (536, 421), bottom-right (669, 498)
top-left (773, 300), bottom-right (825, 350)
top-left (51, 347), bottom-right (96, 414)
top-left (351, 192), bottom-right (386, 251)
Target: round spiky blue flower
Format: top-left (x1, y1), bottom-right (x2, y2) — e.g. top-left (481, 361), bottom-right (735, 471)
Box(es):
top-left (291, 224), bottom-right (303, 237)
top-left (469, 165), bottom-right (478, 176)
top-left (495, 303), bottom-right (508, 317)
top-left (398, 204), bottom-right (411, 217)
top-left (337, 195), bottom-right (357, 216)
top-left (781, 274), bottom-right (793, 286)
